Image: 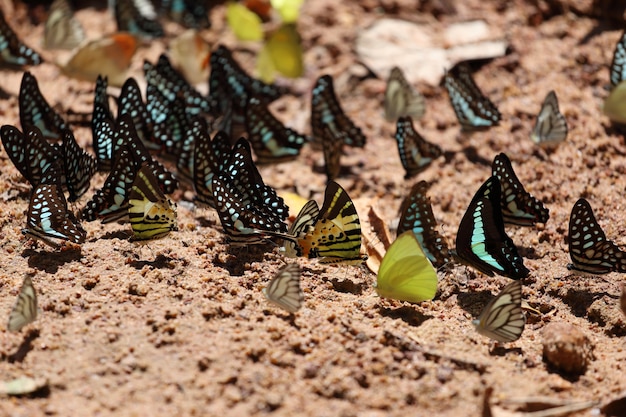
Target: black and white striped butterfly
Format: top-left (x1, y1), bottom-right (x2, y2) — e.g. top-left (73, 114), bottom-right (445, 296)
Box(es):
top-left (245, 95), bottom-right (308, 164)
top-left (567, 198), bottom-right (626, 274)
top-left (397, 181), bottom-right (451, 269)
top-left (23, 183), bottom-right (86, 248)
top-left (473, 280), bottom-right (525, 343)
top-left (394, 116), bottom-right (442, 179)
top-left (43, 0), bottom-right (86, 50)
top-left (263, 263), bottom-right (303, 313)
top-left (7, 276), bottom-right (38, 332)
top-left (444, 63), bottom-right (501, 131)
top-left (62, 129), bottom-right (96, 202)
top-left (283, 199), bottom-right (320, 258)
top-left (128, 163), bottom-right (178, 241)
top-left (311, 74), bottom-right (366, 147)
top-left (455, 176), bottom-right (529, 280)
top-left (492, 153), bottom-right (549, 227)
top-left (114, 0), bottom-right (164, 38)
top-left (611, 30), bottom-right (626, 87)
top-left (0, 9), bottom-right (42, 67)
top-left (530, 91), bottom-right (567, 147)
top-left (19, 71), bottom-right (68, 141)
top-left (384, 66), bottom-right (425, 122)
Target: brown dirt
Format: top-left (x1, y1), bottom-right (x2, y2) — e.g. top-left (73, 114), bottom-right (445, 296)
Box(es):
top-left (1, 1), bottom-right (626, 416)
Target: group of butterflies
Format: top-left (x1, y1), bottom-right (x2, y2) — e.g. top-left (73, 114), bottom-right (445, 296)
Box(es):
top-left (3, 3), bottom-right (626, 345)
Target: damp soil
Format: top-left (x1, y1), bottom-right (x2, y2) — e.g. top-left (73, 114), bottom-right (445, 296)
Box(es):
top-left (1, 1), bottom-right (626, 416)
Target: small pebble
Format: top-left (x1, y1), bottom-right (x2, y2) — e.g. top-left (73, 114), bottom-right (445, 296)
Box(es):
top-left (542, 322), bottom-right (593, 375)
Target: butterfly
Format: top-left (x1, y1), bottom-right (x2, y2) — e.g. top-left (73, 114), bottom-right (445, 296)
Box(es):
top-left (311, 74), bottom-right (366, 147)
top-left (23, 183), bottom-right (87, 248)
top-left (473, 280), bottom-right (525, 343)
top-left (530, 91), bottom-right (567, 147)
top-left (7, 276), bottom-right (38, 332)
top-left (43, 0), bottom-right (86, 50)
top-left (145, 83), bottom-right (190, 158)
top-left (394, 116), bottom-right (442, 179)
top-left (19, 71), bottom-right (68, 141)
top-left (297, 180), bottom-right (366, 264)
top-left (455, 176), bottom-right (529, 279)
top-left (567, 198), bottom-right (626, 274)
top-left (397, 181), bottom-right (452, 269)
top-left (245, 95), bottom-right (308, 164)
top-left (610, 30), bottom-right (626, 87)
top-left (161, 0), bottom-right (211, 29)
top-left (62, 129), bottom-right (96, 202)
top-left (263, 263), bottom-right (303, 313)
top-left (209, 44), bottom-right (287, 118)
top-left (144, 54), bottom-right (212, 116)
top-left (168, 28), bottom-right (211, 85)
top-left (283, 199), bottom-right (320, 258)
top-left (321, 124), bottom-right (342, 181)
top-left (384, 66), bottom-right (426, 122)
top-left (193, 128), bottom-right (231, 208)
top-left (603, 81), bottom-right (626, 124)
top-left (128, 163), bottom-right (178, 241)
top-left (0, 125), bottom-right (63, 187)
top-left (257, 23), bottom-right (304, 81)
top-left (375, 231), bottom-right (438, 304)
top-left (117, 77), bottom-right (157, 152)
top-left (444, 63), bottom-right (501, 131)
top-left (0, 9), bottom-right (43, 67)
top-left (60, 33), bottom-right (138, 87)
top-left (81, 145), bottom-right (139, 223)
top-left (491, 153), bottom-right (549, 227)
top-left (114, 0), bottom-right (164, 39)
top-left (91, 76), bottom-right (115, 170)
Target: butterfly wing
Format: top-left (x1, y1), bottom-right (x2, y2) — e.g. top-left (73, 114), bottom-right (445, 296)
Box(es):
top-left (567, 198), bottom-right (626, 274)
top-left (611, 30), bottom-right (626, 87)
top-left (530, 90), bottom-right (567, 147)
top-left (115, 0), bottom-right (164, 39)
top-left (7, 276), bottom-right (38, 332)
top-left (384, 66), bottom-right (425, 122)
top-left (473, 281), bottom-right (524, 343)
top-left (394, 116), bottom-right (442, 179)
top-left (397, 181), bottom-right (451, 268)
top-left (0, 9), bottom-right (42, 67)
top-left (376, 231), bottom-right (438, 303)
top-left (193, 128), bottom-right (230, 208)
top-left (263, 263), bottom-right (303, 313)
top-left (43, 0), bottom-right (85, 50)
top-left (444, 64), bottom-right (501, 131)
top-left (62, 129), bottom-right (96, 202)
top-left (19, 72), bottom-right (68, 140)
top-left (455, 176), bottom-right (529, 279)
top-left (492, 153), bottom-right (549, 226)
top-left (284, 199), bottom-right (320, 258)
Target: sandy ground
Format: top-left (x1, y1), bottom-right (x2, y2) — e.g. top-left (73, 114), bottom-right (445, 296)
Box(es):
top-left (1, 0), bottom-right (626, 416)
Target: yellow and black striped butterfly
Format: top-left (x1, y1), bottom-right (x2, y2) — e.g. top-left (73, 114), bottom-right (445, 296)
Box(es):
top-left (23, 183), bottom-right (86, 249)
top-left (397, 181), bottom-right (451, 269)
top-left (567, 198), bottom-right (626, 275)
top-left (7, 276), bottom-right (38, 332)
top-left (473, 280), bottom-right (525, 343)
top-left (394, 117), bottom-right (442, 179)
top-left (283, 199), bottom-right (320, 258)
top-left (492, 153), bottom-right (549, 227)
top-left (530, 91), bottom-right (567, 148)
top-left (43, 0), bottom-right (85, 50)
top-left (0, 9), bottom-right (42, 68)
top-left (384, 66), bottom-right (425, 122)
top-left (298, 181), bottom-right (366, 264)
top-left (263, 263), bottom-right (303, 313)
top-left (455, 176), bottom-right (529, 279)
top-left (311, 74), bottom-right (366, 148)
top-left (444, 63), bottom-right (501, 131)
top-left (128, 163), bottom-right (178, 241)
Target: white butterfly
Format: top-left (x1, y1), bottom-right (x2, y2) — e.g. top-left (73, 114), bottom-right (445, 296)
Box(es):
top-left (384, 66), bottom-right (426, 122)
top-left (263, 263), bottom-right (303, 313)
top-left (530, 90), bottom-right (567, 147)
top-left (7, 276), bottom-right (39, 332)
top-left (473, 280), bottom-right (525, 343)
top-left (43, 0), bottom-right (86, 50)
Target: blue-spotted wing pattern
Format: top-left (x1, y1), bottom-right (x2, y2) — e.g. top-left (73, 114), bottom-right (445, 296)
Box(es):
top-left (114, 0), bottom-right (164, 38)
top-left (160, 0), bottom-right (211, 29)
top-left (193, 128), bottom-right (231, 208)
top-left (394, 116), bottom-right (442, 179)
top-left (444, 63), bottom-right (501, 131)
top-left (611, 30), bottom-right (626, 87)
top-left (19, 72), bottom-right (67, 140)
top-left (62, 129), bottom-right (96, 202)
top-left (0, 9), bottom-right (42, 67)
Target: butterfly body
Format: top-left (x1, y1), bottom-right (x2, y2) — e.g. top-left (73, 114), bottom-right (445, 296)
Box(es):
top-left (444, 64), bottom-right (500, 131)
top-left (473, 280), bottom-right (524, 343)
top-left (376, 231), bottom-right (438, 303)
top-left (455, 176), bottom-right (529, 279)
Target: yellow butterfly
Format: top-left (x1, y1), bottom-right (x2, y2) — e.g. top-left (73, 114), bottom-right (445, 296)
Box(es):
top-left (375, 231), bottom-right (438, 304)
